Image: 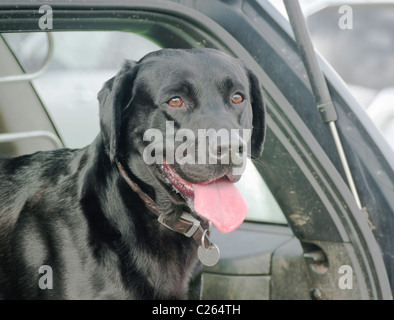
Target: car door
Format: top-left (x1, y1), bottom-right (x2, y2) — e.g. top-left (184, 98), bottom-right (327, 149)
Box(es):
top-left (0, 0), bottom-right (392, 299)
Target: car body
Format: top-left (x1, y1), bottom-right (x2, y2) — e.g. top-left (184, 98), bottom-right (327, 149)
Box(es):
top-left (0, 0), bottom-right (393, 299)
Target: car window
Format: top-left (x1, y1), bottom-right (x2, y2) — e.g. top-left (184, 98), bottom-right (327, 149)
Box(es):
top-left (2, 30), bottom-right (287, 225)
top-left (3, 31), bottom-right (161, 148)
top-left (236, 158), bottom-right (287, 224)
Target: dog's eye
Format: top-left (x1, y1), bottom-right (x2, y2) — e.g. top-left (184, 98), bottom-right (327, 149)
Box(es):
top-left (231, 94), bottom-right (244, 104)
top-left (168, 97), bottom-right (184, 108)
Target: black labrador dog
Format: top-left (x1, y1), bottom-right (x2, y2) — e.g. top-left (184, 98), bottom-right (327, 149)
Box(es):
top-left (0, 48), bottom-right (265, 299)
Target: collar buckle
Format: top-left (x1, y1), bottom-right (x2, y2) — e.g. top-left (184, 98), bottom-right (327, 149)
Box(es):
top-left (158, 212), bottom-right (201, 238)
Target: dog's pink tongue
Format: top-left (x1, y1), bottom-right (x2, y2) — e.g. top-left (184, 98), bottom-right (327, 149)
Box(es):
top-left (193, 183), bottom-right (248, 233)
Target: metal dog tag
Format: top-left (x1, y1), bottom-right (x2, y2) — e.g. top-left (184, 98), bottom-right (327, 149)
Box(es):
top-left (198, 243), bottom-right (220, 267)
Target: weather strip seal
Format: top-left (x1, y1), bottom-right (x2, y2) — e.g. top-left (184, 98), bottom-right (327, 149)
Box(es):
top-left (0, 32), bottom-right (54, 84)
top-left (283, 0), bottom-right (362, 210)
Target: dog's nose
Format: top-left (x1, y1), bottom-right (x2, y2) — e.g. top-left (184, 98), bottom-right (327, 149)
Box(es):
top-left (215, 145), bottom-right (228, 158)
top-left (215, 144), bottom-right (244, 158)
top-left (209, 139), bottom-right (246, 165)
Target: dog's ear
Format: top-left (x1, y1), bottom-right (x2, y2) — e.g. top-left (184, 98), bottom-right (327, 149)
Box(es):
top-left (98, 60), bottom-right (138, 163)
top-left (247, 69), bottom-right (266, 158)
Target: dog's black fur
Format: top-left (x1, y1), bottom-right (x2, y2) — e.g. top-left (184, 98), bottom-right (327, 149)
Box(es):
top-left (0, 48), bottom-right (265, 299)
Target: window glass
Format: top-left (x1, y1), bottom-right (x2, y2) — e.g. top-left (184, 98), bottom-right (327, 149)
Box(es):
top-left (3, 31), bottom-right (287, 225)
top-left (3, 31), bottom-right (161, 148)
top-left (236, 158), bottom-right (287, 224)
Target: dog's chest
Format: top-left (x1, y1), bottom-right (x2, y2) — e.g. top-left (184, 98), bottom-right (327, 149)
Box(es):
top-left (131, 244), bottom-right (201, 299)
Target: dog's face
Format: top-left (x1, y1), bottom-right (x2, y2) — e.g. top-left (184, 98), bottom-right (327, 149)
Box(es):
top-left (98, 48), bottom-right (265, 232)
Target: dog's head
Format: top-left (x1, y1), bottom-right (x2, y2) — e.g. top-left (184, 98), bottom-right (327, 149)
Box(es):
top-left (98, 48), bottom-right (265, 233)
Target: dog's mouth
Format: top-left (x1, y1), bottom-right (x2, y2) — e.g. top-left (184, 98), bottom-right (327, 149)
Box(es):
top-left (159, 159), bottom-right (248, 233)
top-left (160, 160), bottom-right (195, 199)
